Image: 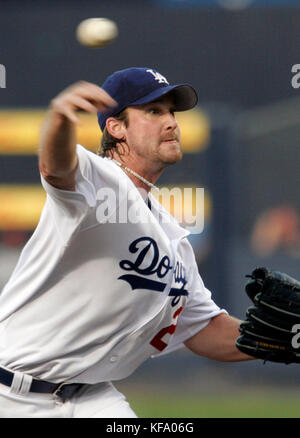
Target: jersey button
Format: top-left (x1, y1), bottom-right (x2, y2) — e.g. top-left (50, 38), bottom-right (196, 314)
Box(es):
top-left (110, 356), bottom-right (118, 362)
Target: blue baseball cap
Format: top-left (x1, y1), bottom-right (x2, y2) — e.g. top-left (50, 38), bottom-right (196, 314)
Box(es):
top-left (97, 67), bottom-right (198, 131)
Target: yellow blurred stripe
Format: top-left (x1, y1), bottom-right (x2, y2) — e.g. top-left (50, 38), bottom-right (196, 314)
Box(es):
top-left (0, 110), bottom-right (101, 155)
top-left (0, 185), bottom-right (45, 229)
top-left (176, 109), bottom-right (211, 153)
top-left (0, 108), bottom-right (210, 154)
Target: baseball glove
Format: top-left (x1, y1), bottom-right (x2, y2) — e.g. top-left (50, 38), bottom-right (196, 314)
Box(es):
top-left (236, 267), bottom-right (300, 364)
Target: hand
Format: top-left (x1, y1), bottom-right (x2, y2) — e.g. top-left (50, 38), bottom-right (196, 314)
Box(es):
top-left (50, 81), bottom-right (117, 125)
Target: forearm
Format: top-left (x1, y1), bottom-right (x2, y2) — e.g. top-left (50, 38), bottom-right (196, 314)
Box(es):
top-left (38, 109), bottom-right (77, 181)
top-left (184, 313), bottom-right (256, 362)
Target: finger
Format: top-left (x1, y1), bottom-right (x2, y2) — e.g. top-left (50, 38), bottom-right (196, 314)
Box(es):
top-left (95, 88), bottom-right (118, 108)
top-left (67, 95), bottom-right (98, 113)
top-left (72, 82), bottom-right (117, 108)
top-left (61, 107), bottom-right (82, 125)
top-left (66, 94), bottom-right (112, 114)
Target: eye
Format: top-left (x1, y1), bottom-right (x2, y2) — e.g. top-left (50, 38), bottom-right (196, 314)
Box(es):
top-left (148, 107), bottom-right (160, 115)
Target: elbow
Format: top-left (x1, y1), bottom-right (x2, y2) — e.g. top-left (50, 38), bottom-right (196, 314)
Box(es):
top-left (38, 160), bottom-right (77, 191)
top-left (38, 160), bottom-right (61, 180)
top-left (38, 156), bottom-right (78, 179)
top-left (38, 160), bottom-right (49, 178)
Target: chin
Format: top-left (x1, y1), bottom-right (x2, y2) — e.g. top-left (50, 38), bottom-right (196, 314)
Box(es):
top-left (169, 151), bottom-right (182, 163)
top-left (159, 143), bottom-right (183, 164)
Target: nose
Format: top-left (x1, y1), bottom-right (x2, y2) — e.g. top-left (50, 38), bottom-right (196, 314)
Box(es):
top-left (164, 111), bottom-right (178, 131)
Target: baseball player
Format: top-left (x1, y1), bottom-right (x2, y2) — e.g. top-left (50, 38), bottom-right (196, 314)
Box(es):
top-left (0, 67), bottom-right (254, 418)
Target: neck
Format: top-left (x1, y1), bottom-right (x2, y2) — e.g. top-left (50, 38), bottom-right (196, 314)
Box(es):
top-left (110, 153), bottom-right (163, 193)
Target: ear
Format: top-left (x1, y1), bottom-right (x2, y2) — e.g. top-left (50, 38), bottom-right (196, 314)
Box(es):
top-left (106, 117), bottom-right (126, 140)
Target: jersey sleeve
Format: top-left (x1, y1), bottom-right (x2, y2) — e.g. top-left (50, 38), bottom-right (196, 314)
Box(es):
top-left (40, 144), bottom-right (98, 243)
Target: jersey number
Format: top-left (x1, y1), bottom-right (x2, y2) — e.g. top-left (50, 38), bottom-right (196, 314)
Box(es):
top-left (150, 306), bottom-right (183, 352)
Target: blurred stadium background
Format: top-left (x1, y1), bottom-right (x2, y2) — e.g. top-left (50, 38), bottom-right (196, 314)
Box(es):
top-left (0, 0), bottom-right (300, 417)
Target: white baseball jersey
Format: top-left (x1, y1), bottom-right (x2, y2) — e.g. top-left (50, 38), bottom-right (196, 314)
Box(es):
top-left (0, 145), bottom-right (225, 384)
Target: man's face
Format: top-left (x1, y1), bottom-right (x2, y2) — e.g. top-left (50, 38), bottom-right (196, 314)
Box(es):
top-left (122, 95), bottom-right (182, 168)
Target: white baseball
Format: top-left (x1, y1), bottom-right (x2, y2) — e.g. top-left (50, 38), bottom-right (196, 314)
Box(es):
top-left (76, 18), bottom-right (118, 48)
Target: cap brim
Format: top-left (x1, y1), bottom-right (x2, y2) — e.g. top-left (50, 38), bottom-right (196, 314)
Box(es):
top-left (98, 83), bottom-right (198, 131)
top-left (129, 84), bottom-right (198, 111)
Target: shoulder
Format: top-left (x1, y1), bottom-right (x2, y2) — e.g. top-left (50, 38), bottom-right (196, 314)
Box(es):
top-left (76, 144), bottom-right (118, 174)
top-left (76, 144), bottom-right (104, 168)
top-left (76, 144), bottom-right (117, 182)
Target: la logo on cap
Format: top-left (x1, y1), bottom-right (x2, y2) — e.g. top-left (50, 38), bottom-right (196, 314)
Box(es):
top-left (146, 69), bottom-right (169, 85)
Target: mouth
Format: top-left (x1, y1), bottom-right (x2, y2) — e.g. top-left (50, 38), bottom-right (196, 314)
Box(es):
top-left (162, 137), bottom-right (179, 144)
